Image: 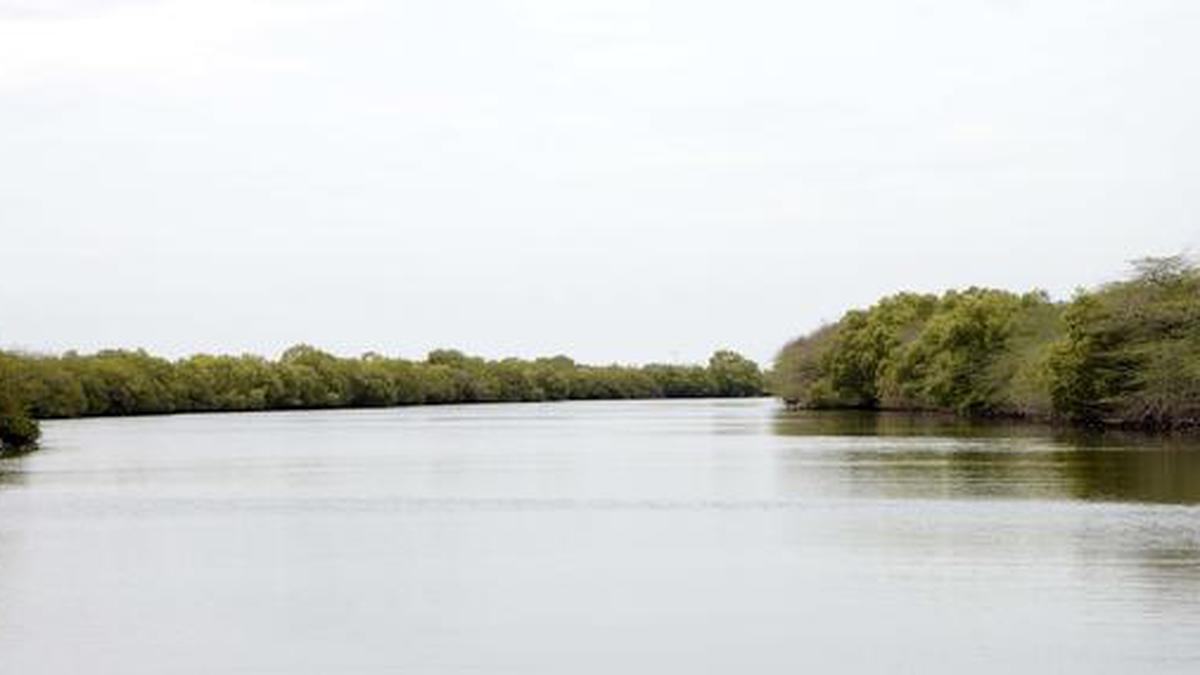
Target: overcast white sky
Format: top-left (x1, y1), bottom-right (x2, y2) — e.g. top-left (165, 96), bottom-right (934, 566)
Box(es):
top-left (1, 0), bottom-right (1197, 365)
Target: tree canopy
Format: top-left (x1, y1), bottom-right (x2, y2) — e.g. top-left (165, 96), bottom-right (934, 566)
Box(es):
top-left (0, 347), bottom-right (765, 430)
top-left (773, 256), bottom-right (1200, 430)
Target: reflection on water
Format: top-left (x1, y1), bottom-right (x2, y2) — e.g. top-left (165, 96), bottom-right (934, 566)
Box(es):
top-left (769, 409), bottom-right (1200, 622)
top-left (772, 409), bottom-right (1200, 504)
top-left (0, 453), bottom-right (28, 489)
top-left (0, 400), bottom-right (1197, 675)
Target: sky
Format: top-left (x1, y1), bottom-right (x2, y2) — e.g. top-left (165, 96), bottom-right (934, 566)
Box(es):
top-left (1, 0), bottom-right (1198, 366)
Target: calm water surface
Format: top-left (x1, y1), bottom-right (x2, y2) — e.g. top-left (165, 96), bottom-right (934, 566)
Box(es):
top-left (2, 399), bottom-right (1199, 673)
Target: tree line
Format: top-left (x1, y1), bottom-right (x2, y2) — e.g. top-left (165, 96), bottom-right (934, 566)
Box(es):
top-left (0, 347), bottom-right (764, 448)
top-left (773, 256), bottom-right (1200, 430)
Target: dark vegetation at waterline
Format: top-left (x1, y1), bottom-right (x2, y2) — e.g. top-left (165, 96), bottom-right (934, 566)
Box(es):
top-left (0, 390), bottom-right (40, 450)
top-left (773, 256), bottom-right (1200, 430)
top-left (0, 347), bottom-right (765, 448)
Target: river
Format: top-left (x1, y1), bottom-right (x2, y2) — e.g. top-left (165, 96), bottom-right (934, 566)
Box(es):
top-left (1, 399), bottom-right (1198, 673)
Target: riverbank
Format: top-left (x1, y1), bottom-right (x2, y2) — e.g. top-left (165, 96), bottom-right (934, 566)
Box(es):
top-left (773, 256), bottom-right (1200, 431)
top-left (779, 400), bottom-right (1200, 435)
top-left (0, 347), bottom-right (765, 448)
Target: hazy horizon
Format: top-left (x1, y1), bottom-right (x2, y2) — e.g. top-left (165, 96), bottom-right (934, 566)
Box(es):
top-left (3, 0), bottom-right (1197, 365)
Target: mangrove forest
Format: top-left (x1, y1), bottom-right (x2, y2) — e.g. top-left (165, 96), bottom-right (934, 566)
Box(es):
top-left (0, 347), bottom-right (765, 449)
top-left (773, 256), bottom-right (1200, 430)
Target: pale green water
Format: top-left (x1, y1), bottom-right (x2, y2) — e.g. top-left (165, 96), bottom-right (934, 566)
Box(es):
top-left (1, 399), bottom-right (1198, 673)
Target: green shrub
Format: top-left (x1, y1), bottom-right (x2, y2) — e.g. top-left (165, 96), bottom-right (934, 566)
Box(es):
top-left (0, 411), bottom-right (40, 449)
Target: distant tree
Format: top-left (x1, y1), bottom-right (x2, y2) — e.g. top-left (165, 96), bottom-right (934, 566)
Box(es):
top-left (0, 343), bottom-right (769, 428)
top-left (707, 350), bottom-right (765, 397)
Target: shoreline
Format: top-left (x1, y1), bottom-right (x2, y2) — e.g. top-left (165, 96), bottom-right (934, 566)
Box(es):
top-left (29, 394), bottom-right (775, 423)
top-left (781, 401), bottom-right (1200, 435)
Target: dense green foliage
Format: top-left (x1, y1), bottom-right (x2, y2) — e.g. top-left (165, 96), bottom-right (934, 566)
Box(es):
top-left (0, 355), bottom-right (41, 449)
top-left (774, 257), bottom-right (1200, 429)
top-left (1046, 257), bottom-right (1200, 428)
top-left (0, 347), bottom-right (764, 425)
